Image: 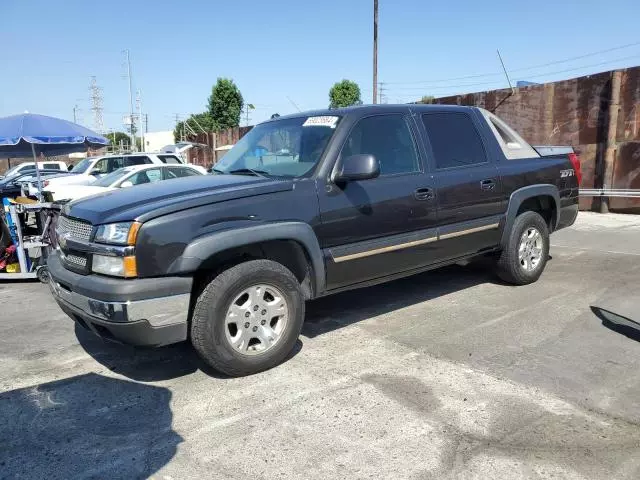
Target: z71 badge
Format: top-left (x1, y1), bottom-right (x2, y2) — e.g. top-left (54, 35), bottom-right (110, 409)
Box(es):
top-left (560, 169), bottom-right (575, 178)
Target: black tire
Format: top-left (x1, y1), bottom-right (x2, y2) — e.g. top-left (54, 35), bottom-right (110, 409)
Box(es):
top-left (37, 266), bottom-right (50, 284)
top-left (191, 259), bottom-right (305, 377)
top-left (496, 211), bottom-right (549, 285)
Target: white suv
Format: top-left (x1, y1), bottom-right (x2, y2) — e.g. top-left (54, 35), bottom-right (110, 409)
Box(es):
top-left (0, 160), bottom-right (68, 180)
top-left (41, 153), bottom-right (206, 191)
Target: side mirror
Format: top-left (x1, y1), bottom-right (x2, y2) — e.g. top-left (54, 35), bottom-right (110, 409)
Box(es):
top-left (89, 168), bottom-right (100, 176)
top-left (120, 181), bottom-right (133, 188)
top-left (334, 154), bottom-right (380, 183)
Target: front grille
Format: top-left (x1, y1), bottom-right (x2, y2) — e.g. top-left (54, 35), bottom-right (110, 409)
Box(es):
top-left (64, 253), bottom-right (88, 268)
top-left (58, 216), bottom-right (93, 241)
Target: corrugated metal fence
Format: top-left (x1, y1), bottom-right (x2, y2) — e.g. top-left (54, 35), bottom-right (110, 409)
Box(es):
top-left (430, 67), bottom-right (640, 212)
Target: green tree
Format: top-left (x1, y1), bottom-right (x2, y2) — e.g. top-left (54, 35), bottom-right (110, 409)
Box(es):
top-left (173, 112), bottom-right (216, 142)
top-left (107, 131), bottom-right (131, 147)
top-left (208, 78), bottom-right (244, 130)
top-left (329, 80), bottom-right (362, 108)
top-left (420, 95), bottom-right (435, 104)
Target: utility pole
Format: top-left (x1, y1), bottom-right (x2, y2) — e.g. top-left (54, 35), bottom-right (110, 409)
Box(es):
top-left (144, 114), bottom-right (148, 133)
top-left (73, 105), bottom-right (78, 123)
top-left (373, 0), bottom-right (378, 104)
top-left (136, 89), bottom-right (143, 151)
top-left (89, 77), bottom-right (104, 133)
top-left (123, 49), bottom-right (136, 150)
top-left (600, 69), bottom-right (622, 213)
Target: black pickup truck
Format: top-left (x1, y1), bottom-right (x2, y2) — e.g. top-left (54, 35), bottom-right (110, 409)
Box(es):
top-left (48, 105), bottom-right (580, 376)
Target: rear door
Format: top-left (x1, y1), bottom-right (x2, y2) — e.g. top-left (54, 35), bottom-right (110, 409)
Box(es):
top-left (418, 111), bottom-right (504, 260)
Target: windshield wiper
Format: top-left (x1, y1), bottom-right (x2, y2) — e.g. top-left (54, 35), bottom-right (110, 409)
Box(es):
top-left (228, 168), bottom-right (269, 177)
top-left (210, 167), bottom-right (225, 174)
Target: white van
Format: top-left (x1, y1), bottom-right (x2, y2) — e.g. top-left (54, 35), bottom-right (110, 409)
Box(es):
top-left (0, 161), bottom-right (69, 180)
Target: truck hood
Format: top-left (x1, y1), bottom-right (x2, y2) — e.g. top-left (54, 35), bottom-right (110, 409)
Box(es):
top-left (63, 174), bottom-right (294, 225)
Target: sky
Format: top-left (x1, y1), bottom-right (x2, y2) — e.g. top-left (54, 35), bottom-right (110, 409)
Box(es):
top-left (2, 0), bottom-right (640, 134)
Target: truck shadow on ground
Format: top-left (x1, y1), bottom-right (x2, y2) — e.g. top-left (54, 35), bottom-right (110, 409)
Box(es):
top-left (75, 324), bottom-right (304, 381)
top-left (303, 264), bottom-right (503, 338)
top-left (0, 372), bottom-right (182, 479)
top-left (75, 264), bottom-right (501, 381)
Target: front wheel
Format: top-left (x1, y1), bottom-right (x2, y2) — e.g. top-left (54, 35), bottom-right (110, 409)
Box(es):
top-left (496, 211), bottom-right (550, 285)
top-left (191, 259), bottom-right (305, 377)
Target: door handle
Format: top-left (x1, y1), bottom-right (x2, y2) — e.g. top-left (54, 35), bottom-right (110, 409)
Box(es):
top-left (480, 179), bottom-right (496, 191)
top-left (414, 187), bottom-right (433, 201)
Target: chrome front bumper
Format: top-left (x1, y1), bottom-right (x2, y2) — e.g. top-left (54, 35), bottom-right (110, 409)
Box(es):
top-left (49, 278), bottom-right (190, 327)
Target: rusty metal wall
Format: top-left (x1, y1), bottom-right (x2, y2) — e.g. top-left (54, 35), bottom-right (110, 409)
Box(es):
top-left (432, 68), bottom-right (640, 212)
top-left (186, 126), bottom-right (254, 167)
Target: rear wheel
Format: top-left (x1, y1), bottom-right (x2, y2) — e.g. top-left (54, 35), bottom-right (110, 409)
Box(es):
top-left (191, 260), bottom-right (304, 377)
top-left (496, 211), bottom-right (549, 285)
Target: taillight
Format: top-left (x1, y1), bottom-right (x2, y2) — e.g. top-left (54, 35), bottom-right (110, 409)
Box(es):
top-left (568, 152), bottom-right (582, 186)
top-left (43, 180), bottom-right (49, 187)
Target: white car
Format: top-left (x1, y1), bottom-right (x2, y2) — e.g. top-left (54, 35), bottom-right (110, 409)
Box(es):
top-left (43, 164), bottom-right (203, 202)
top-left (39, 152), bottom-right (207, 193)
top-left (0, 160), bottom-right (68, 180)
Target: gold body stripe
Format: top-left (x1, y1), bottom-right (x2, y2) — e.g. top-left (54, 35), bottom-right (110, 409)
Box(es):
top-left (438, 222), bottom-right (500, 240)
top-left (331, 222), bottom-right (500, 263)
top-left (332, 236), bottom-right (437, 263)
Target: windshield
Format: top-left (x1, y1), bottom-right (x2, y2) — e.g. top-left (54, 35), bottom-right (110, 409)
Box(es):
top-left (94, 168), bottom-right (132, 187)
top-left (215, 116), bottom-right (341, 178)
top-left (71, 158), bottom-right (93, 173)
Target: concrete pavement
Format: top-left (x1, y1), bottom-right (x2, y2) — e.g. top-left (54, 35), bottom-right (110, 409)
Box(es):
top-left (1, 212), bottom-right (640, 479)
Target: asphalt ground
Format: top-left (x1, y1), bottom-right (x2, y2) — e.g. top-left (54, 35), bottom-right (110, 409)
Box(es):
top-left (1, 212), bottom-right (640, 479)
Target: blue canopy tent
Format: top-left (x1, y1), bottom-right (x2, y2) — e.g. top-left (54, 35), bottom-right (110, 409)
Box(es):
top-left (0, 113), bottom-right (109, 199)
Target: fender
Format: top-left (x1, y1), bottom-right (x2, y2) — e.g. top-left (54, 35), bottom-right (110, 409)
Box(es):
top-left (501, 184), bottom-right (560, 247)
top-left (170, 222), bottom-right (326, 296)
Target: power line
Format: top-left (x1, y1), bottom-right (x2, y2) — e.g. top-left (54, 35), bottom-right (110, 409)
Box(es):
top-left (510, 40), bottom-right (640, 73)
top-left (513, 54), bottom-right (640, 80)
top-left (383, 40), bottom-right (640, 85)
top-left (383, 53), bottom-right (640, 96)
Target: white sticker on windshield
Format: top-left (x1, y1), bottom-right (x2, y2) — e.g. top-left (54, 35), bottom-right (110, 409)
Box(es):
top-left (303, 116), bottom-right (339, 128)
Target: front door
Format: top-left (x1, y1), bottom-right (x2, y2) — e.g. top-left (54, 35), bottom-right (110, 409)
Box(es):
top-left (419, 111), bottom-right (505, 261)
top-left (316, 113), bottom-right (438, 290)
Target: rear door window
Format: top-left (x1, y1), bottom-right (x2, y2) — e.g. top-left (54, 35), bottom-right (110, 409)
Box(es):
top-left (128, 168), bottom-right (163, 185)
top-left (421, 113), bottom-right (487, 169)
top-left (165, 167), bottom-right (200, 179)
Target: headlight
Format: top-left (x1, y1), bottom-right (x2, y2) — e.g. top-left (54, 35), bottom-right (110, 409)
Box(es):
top-left (94, 222), bottom-right (141, 245)
top-left (92, 255), bottom-right (137, 277)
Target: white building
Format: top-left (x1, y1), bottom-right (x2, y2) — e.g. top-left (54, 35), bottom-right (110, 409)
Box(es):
top-left (143, 131), bottom-right (174, 152)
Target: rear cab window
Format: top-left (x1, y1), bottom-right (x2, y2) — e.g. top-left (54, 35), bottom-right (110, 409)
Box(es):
top-left (479, 109), bottom-right (539, 160)
top-left (43, 163), bottom-right (62, 170)
top-left (421, 113), bottom-right (487, 169)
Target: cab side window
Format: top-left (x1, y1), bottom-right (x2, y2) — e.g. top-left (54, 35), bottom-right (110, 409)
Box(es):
top-left (342, 115), bottom-right (419, 176)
